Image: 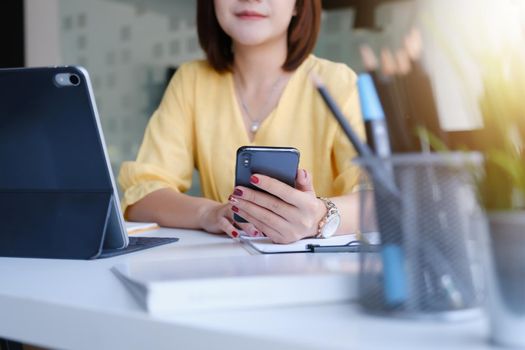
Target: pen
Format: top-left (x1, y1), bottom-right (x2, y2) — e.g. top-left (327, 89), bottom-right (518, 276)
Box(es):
top-left (306, 243), bottom-right (380, 253)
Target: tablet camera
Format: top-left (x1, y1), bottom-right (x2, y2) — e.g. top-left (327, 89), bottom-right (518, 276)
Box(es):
top-left (54, 73), bottom-right (81, 87)
top-left (69, 74), bottom-right (80, 86)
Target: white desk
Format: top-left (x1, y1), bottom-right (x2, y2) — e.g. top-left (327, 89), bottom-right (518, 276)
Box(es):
top-left (0, 228), bottom-right (494, 350)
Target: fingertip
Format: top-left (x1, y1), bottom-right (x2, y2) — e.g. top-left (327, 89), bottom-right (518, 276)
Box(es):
top-left (250, 174), bottom-right (260, 185)
top-left (220, 218), bottom-right (239, 240)
top-left (297, 169), bottom-right (309, 185)
top-left (237, 222), bottom-right (259, 238)
top-left (227, 229), bottom-right (241, 241)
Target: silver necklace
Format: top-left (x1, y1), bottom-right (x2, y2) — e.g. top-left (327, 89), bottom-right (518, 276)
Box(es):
top-left (234, 73), bottom-right (288, 134)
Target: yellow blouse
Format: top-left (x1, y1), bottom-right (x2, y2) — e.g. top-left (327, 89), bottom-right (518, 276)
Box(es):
top-left (118, 55), bottom-right (365, 214)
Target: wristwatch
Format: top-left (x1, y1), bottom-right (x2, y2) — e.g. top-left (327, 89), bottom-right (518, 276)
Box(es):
top-left (316, 197), bottom-right (341, 239)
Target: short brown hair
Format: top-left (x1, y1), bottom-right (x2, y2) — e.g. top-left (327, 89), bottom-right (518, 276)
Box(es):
top-left (197, 0), bottom-right (321, 72)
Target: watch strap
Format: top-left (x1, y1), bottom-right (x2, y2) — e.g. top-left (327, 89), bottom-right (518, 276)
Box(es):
top-left (316, 197), bottom-right (339, 238)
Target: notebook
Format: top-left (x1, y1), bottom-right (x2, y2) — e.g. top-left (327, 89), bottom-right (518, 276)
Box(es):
top-left (240, 232), bottom-right (379, 254)
top-left (112, 254), bottom-right (357, 314)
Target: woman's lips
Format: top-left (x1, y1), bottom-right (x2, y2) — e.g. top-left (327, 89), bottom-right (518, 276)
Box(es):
top-left (235, 10), bottom-right (267, 20)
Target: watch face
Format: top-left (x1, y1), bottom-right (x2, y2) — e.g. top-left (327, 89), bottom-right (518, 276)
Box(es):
top-left (322, 215), bottom-right (341, 238)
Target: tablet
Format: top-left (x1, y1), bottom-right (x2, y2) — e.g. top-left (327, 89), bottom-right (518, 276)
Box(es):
top-left (0, 66), bottom-right (176, 259)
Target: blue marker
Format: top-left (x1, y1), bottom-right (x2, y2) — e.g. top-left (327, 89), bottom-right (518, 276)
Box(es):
top-left (357, 73), bottom-right (392, 158)
top-left (358, 73), bottom-right (407, 307)
top-left (381, 244), bottom-right (408, 306)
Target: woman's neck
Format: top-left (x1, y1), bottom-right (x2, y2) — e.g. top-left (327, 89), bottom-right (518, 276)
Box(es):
top-left (232, 37), bottom-right (289, 89)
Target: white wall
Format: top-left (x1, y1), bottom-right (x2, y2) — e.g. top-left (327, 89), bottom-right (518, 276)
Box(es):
top-left (56, 0), bottom-right (202, 178)
top-left (24, 0), bottom-right (62, 67)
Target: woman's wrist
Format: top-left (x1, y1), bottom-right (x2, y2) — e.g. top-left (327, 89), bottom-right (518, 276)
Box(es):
top-left (196, 200), bottom-right (222, 231)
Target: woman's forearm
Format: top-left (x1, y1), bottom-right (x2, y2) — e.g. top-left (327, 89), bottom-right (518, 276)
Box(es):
top-left (125, 188), bottom-right (219, 230)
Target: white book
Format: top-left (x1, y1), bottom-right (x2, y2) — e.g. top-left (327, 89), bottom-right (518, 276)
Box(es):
top-left (112, 254), bottom-right (358, 314)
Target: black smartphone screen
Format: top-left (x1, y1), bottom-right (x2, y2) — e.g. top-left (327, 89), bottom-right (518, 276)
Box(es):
top-left (234, 146), bottom-right (300, 223)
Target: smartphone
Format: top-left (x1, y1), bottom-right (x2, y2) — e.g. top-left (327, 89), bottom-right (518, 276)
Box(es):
top-left (234, 146), bottom-right (300, 223)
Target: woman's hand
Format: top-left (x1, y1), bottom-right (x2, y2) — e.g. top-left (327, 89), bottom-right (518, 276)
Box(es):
top-left (228, 169), bottom-right (327, 244)
top-left (198, 202), bottom-right (263, 239)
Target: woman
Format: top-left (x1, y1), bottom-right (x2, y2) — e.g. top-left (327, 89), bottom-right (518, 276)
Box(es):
top-left (119, 0), bottom-right (366, 244)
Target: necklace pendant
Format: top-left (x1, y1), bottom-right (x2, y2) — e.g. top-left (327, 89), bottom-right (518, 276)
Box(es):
top-left (250, 122), bottom-right (260, 133)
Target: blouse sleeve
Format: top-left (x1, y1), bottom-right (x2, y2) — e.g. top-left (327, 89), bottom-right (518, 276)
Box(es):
top-left (118, 64), bottom-right (195, 215)
top-left (331, 69), bottom-right (367, 196)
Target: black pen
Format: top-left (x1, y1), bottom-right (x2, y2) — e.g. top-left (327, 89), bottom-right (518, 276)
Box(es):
top-left (310, 73), bottom-right (373, 158)
top-left (306, 243), bottom-right (380, 253)
top-left (310, 73), bottom-right (398, 196)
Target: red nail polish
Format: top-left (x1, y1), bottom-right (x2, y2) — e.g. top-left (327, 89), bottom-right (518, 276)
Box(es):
top-left (252, 231), bottom-right (259, 237)
top-left (234, 188), bottom-right (243, 196)
top-left (232, 206), bottom-right (239, 213)
top-left (250, 175), bottom-right (259, 184)
top-left (232, 231), bottom-right (238, 238)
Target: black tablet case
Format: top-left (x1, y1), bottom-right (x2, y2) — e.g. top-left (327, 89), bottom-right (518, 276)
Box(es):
top-left (0, 66), bottom-right (123, 259)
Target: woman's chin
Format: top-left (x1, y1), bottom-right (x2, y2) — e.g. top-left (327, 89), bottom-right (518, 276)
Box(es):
top-left (233, 35), bottom-right (270, 47)
top-left (233, 33), bottom-right (285, 49)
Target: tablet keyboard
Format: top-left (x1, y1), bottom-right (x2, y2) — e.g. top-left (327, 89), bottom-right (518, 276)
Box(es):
top-left (98, 236), bottom-right (179, 259)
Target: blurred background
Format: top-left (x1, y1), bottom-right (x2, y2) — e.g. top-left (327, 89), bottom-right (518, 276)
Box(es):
top-left (2, 0), bottom-right (524, 195)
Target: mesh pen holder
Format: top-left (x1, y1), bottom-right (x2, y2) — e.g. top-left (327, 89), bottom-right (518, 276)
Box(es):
top-left (355, 152), bottom-right (488, 319)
